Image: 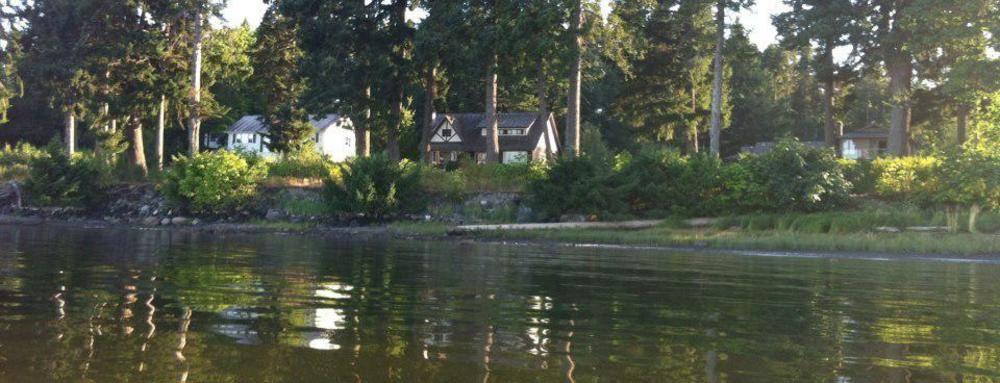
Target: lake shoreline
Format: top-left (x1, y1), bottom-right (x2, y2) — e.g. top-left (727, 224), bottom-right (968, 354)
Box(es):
top-left (4, 214), bottom-right (1000, 263)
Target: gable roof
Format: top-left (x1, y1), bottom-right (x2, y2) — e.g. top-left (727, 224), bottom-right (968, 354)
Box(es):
top-left (841, 128), bottom-right (888, 140)
top-left (227, 114), bottom-right (351, 135)
top-left (429, 112), bottom-right (558, 152)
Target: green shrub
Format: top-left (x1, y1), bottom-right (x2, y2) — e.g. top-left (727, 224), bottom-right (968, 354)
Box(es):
top-left (839, 159), bottom-right (878, 195)
top-left (419, 165), bottom-right (467, 202)
top-left (266, 147), bottom-right (335, 179)
top-left (735, 139), bottom-right (851, 212)
top-left (0, 143), bottom-right (45, 181)
top-left (872, 156), bottom-right (939, 203)
top-left (24, 146), bottom-right (110, 207)
top-left (527, 151), bottom-right (626, 221)
top-left (161, 151), bottom-right (267, 215)
top-left (459, 161), bottom-right (546, 193)
top-left (931, 148), bottom-right (1000, 232)
top-left (615, 147), bottom-right (725, 217)
top-left (323, 154), bottom-right (425, 220)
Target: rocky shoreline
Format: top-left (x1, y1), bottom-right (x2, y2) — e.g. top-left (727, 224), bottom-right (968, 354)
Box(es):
top-left (0, 181), bottom-right (533, 230)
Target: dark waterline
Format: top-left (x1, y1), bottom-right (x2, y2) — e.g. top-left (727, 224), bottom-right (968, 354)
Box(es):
top-left (1, 226), bottom-right (999, 382)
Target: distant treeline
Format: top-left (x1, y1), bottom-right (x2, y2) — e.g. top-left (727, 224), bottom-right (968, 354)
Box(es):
top-left (0, 0), bottom-right (998, 177)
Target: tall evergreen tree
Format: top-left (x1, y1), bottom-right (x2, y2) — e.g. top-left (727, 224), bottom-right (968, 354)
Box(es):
top-left (709, 0), bottom-right (753, 157)
top-left (253, 5), bottom-right (311, 153)
top-left (775, 0), bottom-right (854, 148)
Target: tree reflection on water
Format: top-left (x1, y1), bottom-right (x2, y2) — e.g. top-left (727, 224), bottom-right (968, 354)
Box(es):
top-left (1, 225), bottom-right (1000, 382)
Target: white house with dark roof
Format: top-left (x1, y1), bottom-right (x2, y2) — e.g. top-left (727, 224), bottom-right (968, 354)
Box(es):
top-left (428, 112), bottom-right (560, 164)
top-left (225, 114), bottom-right (356, 161)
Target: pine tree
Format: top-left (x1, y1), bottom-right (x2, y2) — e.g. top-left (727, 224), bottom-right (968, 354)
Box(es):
top-left (253, 5), bottom-right (311, 154)
top-left (709, 0), bottom-right (753, 157)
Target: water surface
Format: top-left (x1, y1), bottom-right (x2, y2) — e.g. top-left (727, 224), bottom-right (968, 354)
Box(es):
top-left (1, 225), bottom-right (999, 382)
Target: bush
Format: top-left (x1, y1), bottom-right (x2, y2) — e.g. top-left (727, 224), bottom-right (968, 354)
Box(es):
top-left (528, 151), bottom-right (626, 221)
top-left (735, 139), bottom-right (851, 212)
top-left (931, 148), bottom-right (1000, 232)
top-left (455, 161), bottom-right (546, 193)
top-left (24, 145), bottom-right (110, 207)
top-left (615, 147), bottom-right (726, 217)
top-left (839, 159), bottom-right (878, 195)
top-left (323, 154), bottom-right (425, 220)
top-left (419, 165), bottom-right (467, 202)
top-left (871, 156), bottom-right (939, 203)
top-left (266, 147), bottom-right (335, 179)
top-left (0, 143), bottom-right (45, 181)
top-left (161, 151), bottom-right (267, 215)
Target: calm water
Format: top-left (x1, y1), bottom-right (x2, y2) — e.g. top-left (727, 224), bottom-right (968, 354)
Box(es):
top-left (1, 227), bottom-right (1000, 382)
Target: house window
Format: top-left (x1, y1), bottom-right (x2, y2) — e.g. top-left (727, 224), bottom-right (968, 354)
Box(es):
top-left (249, 134), bottom-right (256, 143)
top-left (475, 152), bottom-right (487, 164)
top-left (502, 151), bottom-right (529, 164)
top-left (481, 129), bottom-right (487, 136)
top-left (441, 128), bottom-right (453, 137)
top-left (499, 128), bottom-right (526, 136)
top-left (449, 152), bottom-right (458, 161)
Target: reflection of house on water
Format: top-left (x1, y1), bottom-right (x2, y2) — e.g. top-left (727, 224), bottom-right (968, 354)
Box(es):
top-left (211, 307), bottom-right (262, 345)
top-left (525, 295), bottom-right (553, 356)
top-left (212, 282), bottom-right (353, 351)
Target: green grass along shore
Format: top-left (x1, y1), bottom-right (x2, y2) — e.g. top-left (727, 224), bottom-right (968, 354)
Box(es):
top-left (390, 210), bottom-right (1000, 256)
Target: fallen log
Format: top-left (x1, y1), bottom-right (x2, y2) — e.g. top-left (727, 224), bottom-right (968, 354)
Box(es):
top-left (449, 220), bottom-right (664, 235)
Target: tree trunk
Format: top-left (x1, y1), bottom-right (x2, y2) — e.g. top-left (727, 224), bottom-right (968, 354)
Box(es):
top-left (188, 2), bottom-right (204, 156)
top-left (420, 65), bottom-right (437, 164)
top-left (688, 76), bottom-right (699, 154)
top-left (485, 55), bottom-right (500, 164)
top-left (65, 110), bottom-right (75, 156)
top-left (387, 92), bottom-right (402, 161)
top-left (537, 59), bottom-right (553, 159)
top-left (970, 203), bottom-right (982, 234)
top-left (887, 55), bottom-right (912, 156)
top-left (956, 103), bottom-right (970, 147)
top-left (944, 205), bottom-right (960, 233)
top-left (157, 95), bottom-right (167, 171)
top-left (565, 0), bottom-right (583, 157)
top-left (356, 86), bottom-right (371, 157)
top-left (709, 0), bottom-right (725, 157)
top-left (822, 47), bottom-right (838, 148)
top-left (127, 118), bottom-right (148, 178)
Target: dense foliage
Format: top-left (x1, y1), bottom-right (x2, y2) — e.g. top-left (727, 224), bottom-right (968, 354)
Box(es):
top-left (528, 139), bottom-right (851, 220)
top-left (161, 151), bottom-right (267, 215)
top-left (23, 146), bottom-right (110, 207)
top-left (0, 143), bottom-right (45, 181)
top-left (322, 154), bottom-right (425, 220)
top-left (736, 140), bottom-right (851, 212)
top-left (265, 146), bottom-right (336, 179)
top-left (528, 150), bottom-right (627, 221)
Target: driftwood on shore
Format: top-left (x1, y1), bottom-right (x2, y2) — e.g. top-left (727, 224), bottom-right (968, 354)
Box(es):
top-left (449, 220), bottom-right (664, 235)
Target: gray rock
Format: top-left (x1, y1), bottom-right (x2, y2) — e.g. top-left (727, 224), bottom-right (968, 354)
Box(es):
top-left (560, 214), bottom-right (587, 223)
top-left (171, 217), bottom-right (191, 225)
top-left (142, 217), bottom-right (161, 226)
top-left (160, 218), bottom-right (172, 226)
top-left (875, 226), bottom-right (901, 233)
top-left (516, 206), bottom-right (534, 223)
top-left (265, 209), bottom-right (285, 221)
top-left (191, 219), bottom-right (201, 226)
top-left (138, 205), bottom-right (151, 216)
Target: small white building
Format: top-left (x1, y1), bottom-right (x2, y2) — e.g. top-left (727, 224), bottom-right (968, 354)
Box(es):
top-left (225, 114), bottom-right (356, 161)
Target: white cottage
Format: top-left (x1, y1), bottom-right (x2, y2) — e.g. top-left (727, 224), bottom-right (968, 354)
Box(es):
top-left (225, 114), bottom-right (356, 161)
